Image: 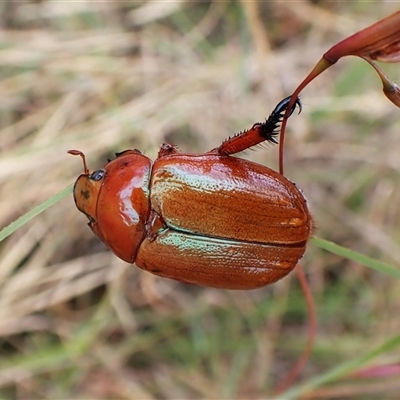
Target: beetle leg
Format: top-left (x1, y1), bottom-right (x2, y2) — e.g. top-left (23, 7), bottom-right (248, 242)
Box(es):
top-left (158, 143), bottom-right (181, 158)
top-left (147, 210), bottom-right (168, 241)
top-left (215, 96), bottom-right (302, 156)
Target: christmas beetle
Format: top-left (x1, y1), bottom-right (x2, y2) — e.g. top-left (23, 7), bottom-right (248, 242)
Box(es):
top-left (69, 97), bottom-right (312, 289)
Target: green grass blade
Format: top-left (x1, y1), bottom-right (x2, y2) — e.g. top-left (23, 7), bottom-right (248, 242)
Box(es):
top-left (311, 236), bottom-right (400, 279)
top-left (282, 334), bottom-right (400, 399)
top-left (0, 184), bottom-right (73, 243)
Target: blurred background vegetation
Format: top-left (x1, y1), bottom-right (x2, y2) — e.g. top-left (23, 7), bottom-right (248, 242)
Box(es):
top-left (1, 1), bottom-right (400, 398)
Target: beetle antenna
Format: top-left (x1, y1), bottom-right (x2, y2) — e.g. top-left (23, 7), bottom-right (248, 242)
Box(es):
top-left (68, 150), bottom-right (89, 175)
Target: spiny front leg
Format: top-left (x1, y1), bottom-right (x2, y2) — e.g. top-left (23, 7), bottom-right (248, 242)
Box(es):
top-left (216, 96), bottom-right (302, 157)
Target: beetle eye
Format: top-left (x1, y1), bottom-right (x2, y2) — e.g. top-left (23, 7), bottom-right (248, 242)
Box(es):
top-left (90, 170), bottom-right (105, 181)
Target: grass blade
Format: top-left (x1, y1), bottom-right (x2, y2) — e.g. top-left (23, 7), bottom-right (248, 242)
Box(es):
top-left (282, 334), bottom-right (400, 399)
top-left (0, 184), bottom-right (73, 242)
top-left (311, 236), bottom-right (400, 279)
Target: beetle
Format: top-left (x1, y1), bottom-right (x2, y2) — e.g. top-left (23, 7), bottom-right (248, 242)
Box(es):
top-left (69, 97), bottom-right (312, 290)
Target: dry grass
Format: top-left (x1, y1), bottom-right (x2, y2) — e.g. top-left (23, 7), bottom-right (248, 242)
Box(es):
top-left (1, 1), bottom-right (400, 399)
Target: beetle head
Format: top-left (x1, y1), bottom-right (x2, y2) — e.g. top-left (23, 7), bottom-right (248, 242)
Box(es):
top-left (68, 150), bottom-right (103, 222)
top-left (69, 149), bottom-right (152, 263)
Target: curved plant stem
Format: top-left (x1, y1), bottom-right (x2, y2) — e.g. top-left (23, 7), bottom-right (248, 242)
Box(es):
top-left (272, 264), bottom-right (317, 396)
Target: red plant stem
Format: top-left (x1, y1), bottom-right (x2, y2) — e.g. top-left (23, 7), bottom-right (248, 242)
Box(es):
top-left (279, 10), bottom-right (400, 173)
top-left (272, 264), bottom-right (317, 396)
top-left (278, 58), bottom-right (332, 175)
